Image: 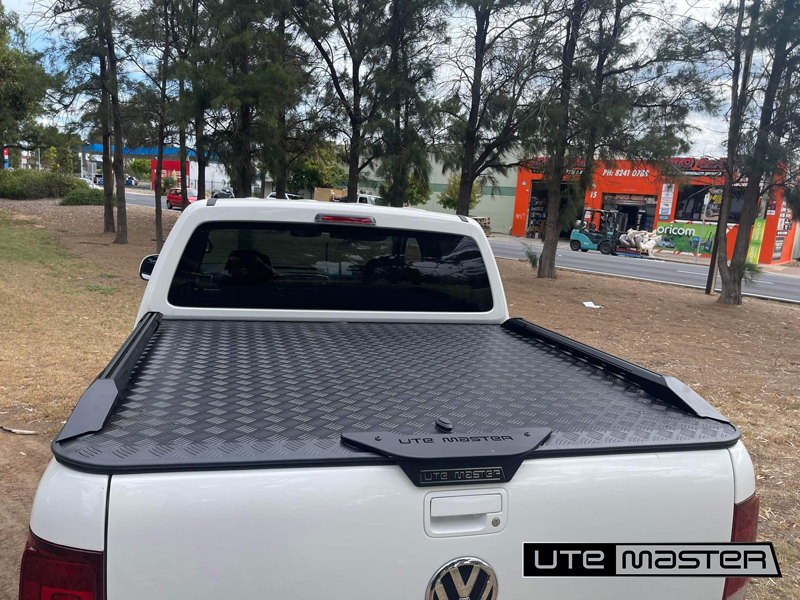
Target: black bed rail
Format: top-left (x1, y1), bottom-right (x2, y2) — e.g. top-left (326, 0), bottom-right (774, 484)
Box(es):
top-left (55, 312), bottom-right (163, 442)
top-left (502, 318), bottom-right (729, 423)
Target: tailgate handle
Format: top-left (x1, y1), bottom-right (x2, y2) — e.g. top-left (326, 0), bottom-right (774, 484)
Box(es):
top-left (431, 494), bottom-right (502, 517)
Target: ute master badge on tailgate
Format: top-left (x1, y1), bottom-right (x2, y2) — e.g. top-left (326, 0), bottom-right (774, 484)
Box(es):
top-left (341, 428), bottom-right (551, 486)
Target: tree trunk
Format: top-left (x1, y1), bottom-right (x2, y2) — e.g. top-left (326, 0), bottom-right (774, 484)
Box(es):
top-left (718, 0), bottom-right (789, 305)
top-left (0, 139), bottom-right (5, 170)
top-left (99, 55), bottom-right (115, 233)
top-left (179, 77), bottom-right (189, 210)
top-left (537, 176), bottom-right (562, 278)
top-left (230, 104), bottom-right (253, 197)
top-left (714, 0), bottom-right (750, 301)
top-left (191, 0), bottom-right (204, 203)
top-left (347, 119), bottom-right (361, 202)
top-left (275, 173), bottom-right (287, 199)
top-left (538, 0), bottom-right (585, 279)
top-left (456, 8), bottom-right (488, 216)
top-left (103, 9), bottom-right (127, 244)
top-left (153, 0), bottom-right (170, 252)
top-left (196, 113), bottom-right (206, 201)
top-left (576, 1), bottom-right (622, 203)
top-left (154, 141), bottom-right (165, 251)
top-left (261, 171), bottom-right (268, 198)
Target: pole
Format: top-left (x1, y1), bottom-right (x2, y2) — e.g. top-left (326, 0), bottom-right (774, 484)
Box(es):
top-left (705, 234), bottom-right (719, 295)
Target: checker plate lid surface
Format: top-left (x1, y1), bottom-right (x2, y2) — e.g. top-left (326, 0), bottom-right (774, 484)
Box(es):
top-left (53, 320), bottom-right (739, 473)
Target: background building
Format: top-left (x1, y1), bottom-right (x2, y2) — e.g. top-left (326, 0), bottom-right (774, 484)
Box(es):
top-left (512, 158), bottom-right (798, 264)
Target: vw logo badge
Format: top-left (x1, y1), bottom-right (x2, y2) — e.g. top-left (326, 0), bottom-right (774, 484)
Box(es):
top-left (426, 557), bottom-right (498, 600)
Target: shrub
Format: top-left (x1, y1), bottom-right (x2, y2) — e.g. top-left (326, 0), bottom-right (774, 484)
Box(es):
top-left (522, 244), bottom-right (539, 270)
top-left (161, 176), bottom-right (177, 194)
top-left (437, 172), bottom-right (482, 211)
top-left (0, 169), bottom-right (88, 199)
top-left (60, 188), bottom-right (111, 206)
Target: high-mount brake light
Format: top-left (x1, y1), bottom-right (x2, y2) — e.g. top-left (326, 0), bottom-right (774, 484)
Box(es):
top-left (19, 532), bottom-right (104, 600)
top-left (721, 494), bottom-right (760, 600)
top-left (314, 214), bottom-right (376, 225)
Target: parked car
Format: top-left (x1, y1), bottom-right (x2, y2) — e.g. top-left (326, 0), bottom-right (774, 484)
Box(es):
top-left (80, 176), bottom-right (102, 190)
top-left (340, 193), bottom-right (382, 204)
top-left (20, 200), bottom-right (759, 600)
top-left (266, 191), bottom-right (304, 200)
top-left (125, 175), bottom-right (139, 186)
top-left (165, 187), bottom-right (198, 210)
top-left (212, 187), bottom-right (234, 199)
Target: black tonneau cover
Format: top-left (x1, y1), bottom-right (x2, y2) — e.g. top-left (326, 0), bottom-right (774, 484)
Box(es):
top-left (53, 315), bottom-right (739, 475)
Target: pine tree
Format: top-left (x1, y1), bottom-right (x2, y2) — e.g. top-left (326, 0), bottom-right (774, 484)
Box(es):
top-left (373, 0), bottom-right (444, 207)
top-left (293, 0), bottom-right (387, 201)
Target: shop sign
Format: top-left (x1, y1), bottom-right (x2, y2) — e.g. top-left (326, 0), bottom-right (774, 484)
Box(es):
top-left (655, 221), bottom-right (716, 254)
top-left (772, 238), bottom-right (785, 261)
top-left (668, 157), bottom-right (727, 174)
top-left (776, 202), bottom-right (793, 237)
top-left (605, 194), bottom-right (657, 206)
top-left (658, 183), bottom-right (675, 221)
top-left (746, 219), bottom-right (766, 264)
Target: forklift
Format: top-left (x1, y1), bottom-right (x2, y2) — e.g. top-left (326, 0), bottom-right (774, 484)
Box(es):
top-left (569, 209), bottom-right (629, 255)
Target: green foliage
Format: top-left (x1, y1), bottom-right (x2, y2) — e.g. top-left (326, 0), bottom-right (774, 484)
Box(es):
top-left (288, 146), bottom-right (346, 193)
top-left (372, 0), bottom-right (444, 208)
top-left (58, 147), bottom-right (75, 174)
top-left (740, 262), bottom-right (764, 287)
top-left (522, 244), bottom-right (539, 270)
top-left (60, 187), bottom-right (111, 206)
top-left (379, 171), bottom-right (430, 206)
top-left (438, 172), bottom-right (481, 211)
top-left (8, 147), bottom-right (21, 169)
top-left (784, 184), bottom-right (800, 222)
top-left (161, 176), bottom-right (177, 194)
top-left (294, 0), bottom-right (388, 197)
top-left (0, 169), bottom-right (87, 199)
top-left (42, 147), bottom-right (58, 172)
top-left (0, 5), bottom-right (50, 151)
top-left (128, 158), bottom-right (151, 181)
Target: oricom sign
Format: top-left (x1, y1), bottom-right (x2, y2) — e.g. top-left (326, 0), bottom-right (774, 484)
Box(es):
top-left (656, 224), bottom-right (700, 236)
top-left (655, 221), bottom-right (717, 254)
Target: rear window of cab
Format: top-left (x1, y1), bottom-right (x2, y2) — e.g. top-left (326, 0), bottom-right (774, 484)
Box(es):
top-left (167, 222), bottom-right (493, 312)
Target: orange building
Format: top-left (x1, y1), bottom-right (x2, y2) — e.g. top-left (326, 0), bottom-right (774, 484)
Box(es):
top-left (511, 158), bottom-right (797, 264)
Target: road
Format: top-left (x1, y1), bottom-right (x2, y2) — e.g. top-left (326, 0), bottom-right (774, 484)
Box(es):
top-left (126, 187), bottom-right (169, 210)
top-left (123, 188), bottom-right (800, 303)
top-left (489, 236), bottom-right (800, 303)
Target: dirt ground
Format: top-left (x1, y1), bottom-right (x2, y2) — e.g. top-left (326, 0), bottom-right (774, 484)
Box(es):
top-left (0, 199), bottom-right (798, 598)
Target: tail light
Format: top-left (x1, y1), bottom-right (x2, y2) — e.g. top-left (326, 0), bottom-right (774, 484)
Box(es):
top-left (721, 494), bottom-right (760, 600)
top-left (19, 532), bottom-right (103, 600)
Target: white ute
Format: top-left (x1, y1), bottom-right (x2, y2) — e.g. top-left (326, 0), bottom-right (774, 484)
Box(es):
top-left (21, 199), bottom-right (757, 600)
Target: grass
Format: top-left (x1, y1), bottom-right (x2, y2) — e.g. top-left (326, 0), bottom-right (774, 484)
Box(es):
top-left (0, 213), bottom-right (74, 269)
top-left (0, 209), bottom-right (140, 423)
top-left (84, 283), bottom-right (116, 295)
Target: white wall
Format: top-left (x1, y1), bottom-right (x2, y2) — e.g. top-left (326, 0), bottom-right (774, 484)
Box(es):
top-left (358, 154), bottom-right (523, 234)
top-left (189, 162), bottom-right (230, 192)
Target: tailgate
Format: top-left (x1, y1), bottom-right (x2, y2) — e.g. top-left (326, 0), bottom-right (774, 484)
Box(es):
top-left (107, 450), bottom-right (733, 600)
